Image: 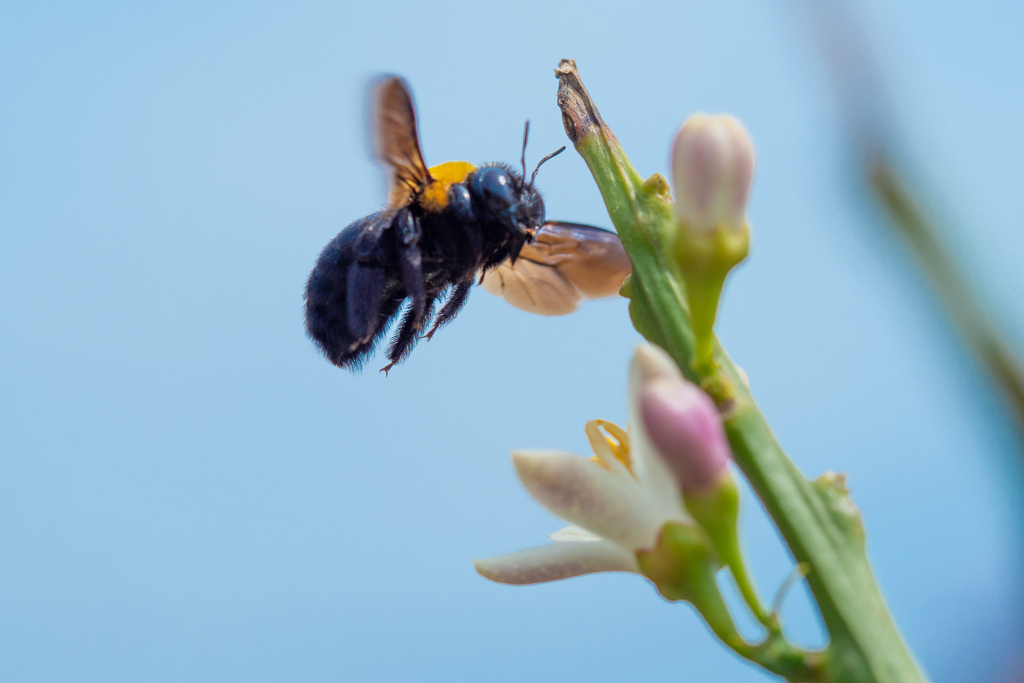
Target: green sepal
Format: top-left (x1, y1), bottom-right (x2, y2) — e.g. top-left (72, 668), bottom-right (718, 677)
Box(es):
top-left (674, 223), bottom-right (750, 369)
top-left (636, 521), bottom-right (717, 603)
top-left (685, 475), bottom-right (737, 571)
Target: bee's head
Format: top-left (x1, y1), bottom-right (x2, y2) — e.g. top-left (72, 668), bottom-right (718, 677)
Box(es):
top-left (470, 122), bottom-right (565, 244)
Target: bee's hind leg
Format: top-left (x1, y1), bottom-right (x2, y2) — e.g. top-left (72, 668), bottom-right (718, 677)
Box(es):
top-left (381, 293), bottom-right (439, 375)
top-left (424, 280), bottom-right (472, 341)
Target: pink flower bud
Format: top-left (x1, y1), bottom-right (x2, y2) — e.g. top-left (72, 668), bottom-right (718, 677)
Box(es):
top-left (639, 377), bottom-right (731, 494)
top-left (671, 114), bottom-right (755, 234)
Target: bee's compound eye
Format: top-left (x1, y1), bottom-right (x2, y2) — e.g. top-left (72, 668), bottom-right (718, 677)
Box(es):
top-left (471, 167), bottom-right (515, 213)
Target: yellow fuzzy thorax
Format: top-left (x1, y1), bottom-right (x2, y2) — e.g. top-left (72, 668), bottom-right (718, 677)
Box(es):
top-left (419, 161), bottom-right (477, 212)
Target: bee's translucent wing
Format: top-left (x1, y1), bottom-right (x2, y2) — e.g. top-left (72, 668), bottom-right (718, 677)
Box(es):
top-left (373, 76), bottom-right (431, 208)
top-left (481, 222), bottom-right (632, 316)
top-left (481, 257), bottom-right (582, 315)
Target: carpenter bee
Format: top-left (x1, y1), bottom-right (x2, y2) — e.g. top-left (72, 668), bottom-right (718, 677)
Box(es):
top-left (304, 76), bottom-right (631, 373)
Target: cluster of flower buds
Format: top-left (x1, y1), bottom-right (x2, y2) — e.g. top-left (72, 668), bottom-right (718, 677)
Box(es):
top-left (670, 114), bottom-right (756, 368)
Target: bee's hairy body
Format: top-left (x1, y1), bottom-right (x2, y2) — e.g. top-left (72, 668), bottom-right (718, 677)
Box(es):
top-left (305, 160), bottom-right (545, 371)
top-left (303, 76), bottom-right (630, 374)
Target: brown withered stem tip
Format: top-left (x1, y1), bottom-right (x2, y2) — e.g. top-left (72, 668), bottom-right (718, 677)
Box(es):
top-left (555, 59), bottom-right (607, 145)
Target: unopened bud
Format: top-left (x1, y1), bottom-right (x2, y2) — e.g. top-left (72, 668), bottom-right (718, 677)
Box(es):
top-left (669, 114), bottom-right (756, 369)
top-left (639, 376), bottom-right (730, 494)
top-left (671, 114), bottom-right (755, 235)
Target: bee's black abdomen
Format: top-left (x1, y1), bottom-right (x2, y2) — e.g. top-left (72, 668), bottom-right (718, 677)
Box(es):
top-left (304, 156), bottom-right (552, 372)
top-left (304, 211), bottom-right (401, 369)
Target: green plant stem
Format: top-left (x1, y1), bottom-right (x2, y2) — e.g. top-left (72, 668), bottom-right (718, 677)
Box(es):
top-left (686, 477), bottom-right (776, 628)
top-left (701, 579), bottom-right (827, 683)
top-left (682, 268), bottom-right (727, 370)
top-left (728, 543), bottom-right (777, 630)
top-left (640, 523), bottom-right (826, 682)
top-left (555, 59), bottom-right (928, 683)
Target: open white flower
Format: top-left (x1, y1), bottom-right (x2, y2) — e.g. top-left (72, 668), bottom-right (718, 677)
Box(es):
top-left (474, 345), bottom-right (691, 585)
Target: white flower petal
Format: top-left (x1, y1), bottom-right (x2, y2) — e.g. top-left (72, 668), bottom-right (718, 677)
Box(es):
top-left (549, 525), bottom-right (601, 542)
top-left (511, 450), bottom-right (664, 550)
top-left (474, 540), bottom-right (639, 585)
top-left (628, 345), bottom-right (690, 520)
top-left (630, 344), bottom-right (681, 386)
top-left (627, 416), bottom-right (686, 520)
top-left (627, 345), bottom-right (679, 490)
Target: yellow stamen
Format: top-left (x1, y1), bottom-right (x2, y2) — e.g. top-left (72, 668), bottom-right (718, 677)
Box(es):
top-left (585, 419), bottom-right (633, 475)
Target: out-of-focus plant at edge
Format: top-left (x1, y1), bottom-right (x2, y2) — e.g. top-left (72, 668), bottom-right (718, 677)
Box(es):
top-left (795, 0), bottom-right (1024, 488)
top-left (796, 2), bottom-right (1024, 662)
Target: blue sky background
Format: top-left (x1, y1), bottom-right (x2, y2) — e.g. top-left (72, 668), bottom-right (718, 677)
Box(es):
top-left (2, 1), bottom-right (1023, 681)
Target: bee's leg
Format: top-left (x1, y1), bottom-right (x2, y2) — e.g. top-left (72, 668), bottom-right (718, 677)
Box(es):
top-left (424, 280), bottom-right (472, 341)
top-left (448, 185), bottom-right (482, 263)
top-left (381, 293), bottom-right (439, 375)
top-left (395, 208), bottom-right (427, 332)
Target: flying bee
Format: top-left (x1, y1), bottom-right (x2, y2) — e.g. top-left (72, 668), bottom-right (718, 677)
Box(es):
top-left (304, 76), bottom-right (631, 373)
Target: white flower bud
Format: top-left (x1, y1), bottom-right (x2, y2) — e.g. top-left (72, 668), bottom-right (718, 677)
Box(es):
top-left (671, 114), bottom-right (755, 234)
top-left (669, 114), bottom-right (756, 368)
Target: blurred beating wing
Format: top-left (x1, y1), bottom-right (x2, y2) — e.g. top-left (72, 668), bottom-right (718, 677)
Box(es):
top-left (373, 76), bottom-right (431, 207)
top-left (481, 222), bottom-right (632, 315)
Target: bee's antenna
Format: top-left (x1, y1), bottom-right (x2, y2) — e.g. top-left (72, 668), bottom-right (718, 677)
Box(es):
top-left (520, 120), bottom-right (530, 181)
top-left (529, 145), bottom-right (567, 188)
